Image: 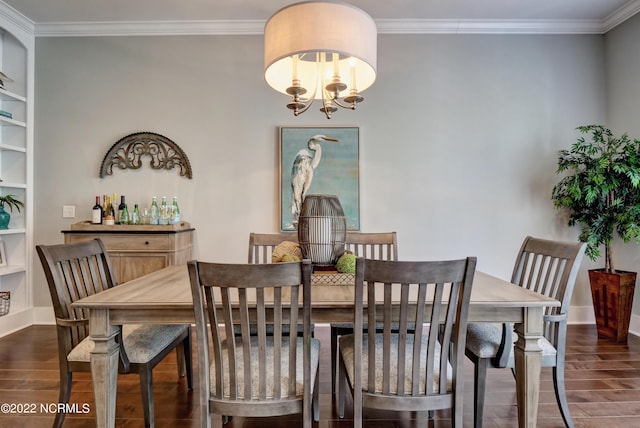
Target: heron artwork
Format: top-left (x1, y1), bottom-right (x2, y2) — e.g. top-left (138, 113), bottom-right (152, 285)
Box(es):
top-left (290, 134), bottom-right (339, 222)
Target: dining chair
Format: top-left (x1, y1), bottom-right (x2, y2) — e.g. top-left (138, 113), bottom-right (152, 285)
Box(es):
top-left (247, 231), bottom-right (299, 264)
top-left (188, 259), bottom-right (320, 428)
top-left (331, 231), bottom-right (398, 393)
top-left (246, 232), bottom-right (305, 338)
top-left (465, 236), bottom-right (586, 428)
top-left (36, 238), bottom-right (193, 428)
top-left (337, 256), bottom-right (477, 428)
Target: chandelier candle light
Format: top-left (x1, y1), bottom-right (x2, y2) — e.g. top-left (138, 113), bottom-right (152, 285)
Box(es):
top-left (264, 1), bottom-right (377, 119)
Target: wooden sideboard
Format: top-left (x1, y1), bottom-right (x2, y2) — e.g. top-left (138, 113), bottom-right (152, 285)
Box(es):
top-left (62, 221), bottom-right (195, 283)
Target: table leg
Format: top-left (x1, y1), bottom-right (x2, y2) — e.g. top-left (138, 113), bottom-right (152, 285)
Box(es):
top-left (89, 308), bottom-right (119, 428)
top-left (513, 306), bottom-right (544, 428)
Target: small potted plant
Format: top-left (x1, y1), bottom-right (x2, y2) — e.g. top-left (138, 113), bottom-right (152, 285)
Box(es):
top-left (0, 194), bottom-right (24, 230)
top-left (552, 125), bottom-right (640, 341)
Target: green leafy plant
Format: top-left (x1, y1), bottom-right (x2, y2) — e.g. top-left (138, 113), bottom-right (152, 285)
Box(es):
top-left (0, 194), bottom-right (24, 213)
top-left (552, 125), bottom-right (640, 272)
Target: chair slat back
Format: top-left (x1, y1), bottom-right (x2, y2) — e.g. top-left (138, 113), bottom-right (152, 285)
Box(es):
top-left (248, 232), bottom-right (299, 264)
top-left (346, 232), bottom-right (398, 261)
top-left (189, 259), bottom-right (313, 406)
top-left (511, 236), bottom-right (586, 343)
top-left (36, 239), bottom-right (117, 349)
top-left (353, 257), bottom-right (476, 402)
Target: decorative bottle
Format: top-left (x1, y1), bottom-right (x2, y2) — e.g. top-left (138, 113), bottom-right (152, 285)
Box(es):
top-left (150, 197), bottom-right (159, 225)
top-left (105, 197), bottom-right (116, 225)
top-left (159, 196), bottom-right (169, 225)
top-left (171, 197), bottom-right (180, 224)
top-left (120, 203), bottom-right (129, 225)
top-left (112, 193), bottom-right (118, 223)
top-left (131, 204), bottom-right (141, 225)
top-left (118, 195), bottom-right (126, 224)
top-left (92, 196), bottom-right (103, 224)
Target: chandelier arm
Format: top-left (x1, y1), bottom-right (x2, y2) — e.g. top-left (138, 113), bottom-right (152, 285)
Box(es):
top-left (320, 83), bottom-right (331, 120)
top-left (295, 98), bottom-right (316, 115)
top-left (295, 73), bottom-right (321, 115)
top-left (330, 96), bottom-right (358, 110)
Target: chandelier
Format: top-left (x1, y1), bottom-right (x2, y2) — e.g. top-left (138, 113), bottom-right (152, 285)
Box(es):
top-left (264, 1), bottom-right (377, 119)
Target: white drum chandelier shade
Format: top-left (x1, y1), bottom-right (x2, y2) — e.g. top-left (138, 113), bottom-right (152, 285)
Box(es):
top-left (264, 1), bottom-right (377, 119)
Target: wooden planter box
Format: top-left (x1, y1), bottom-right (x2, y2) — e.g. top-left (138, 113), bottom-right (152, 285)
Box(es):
top-left (589, 269), bottom-right (636, 342)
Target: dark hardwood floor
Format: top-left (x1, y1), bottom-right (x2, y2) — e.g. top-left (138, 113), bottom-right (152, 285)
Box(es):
top-left (1, 324), bottom-right (639, 427)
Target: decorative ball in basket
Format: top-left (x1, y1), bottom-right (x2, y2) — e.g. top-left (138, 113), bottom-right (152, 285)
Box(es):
top-left (0, 291), bottom-right (9, 317)
top-left (297, 194), bottom-right (347, 266)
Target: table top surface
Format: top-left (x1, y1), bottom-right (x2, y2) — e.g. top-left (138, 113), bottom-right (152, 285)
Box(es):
top-left (73, 264), bottom-right (559, 310)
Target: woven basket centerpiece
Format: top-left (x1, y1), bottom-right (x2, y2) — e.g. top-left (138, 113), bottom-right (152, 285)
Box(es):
top-left (297, 195), bottom-right (347, 266)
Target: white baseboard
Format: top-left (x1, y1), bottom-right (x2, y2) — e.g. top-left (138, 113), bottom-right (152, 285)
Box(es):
top-left (628, 313), bottom-right (640, 337)
top-left (0, 308), bottom-right (35, 337)
top-left (32, 306), bottom-right (55, 324)
top-left (567, 305), bottom-right (596, 324)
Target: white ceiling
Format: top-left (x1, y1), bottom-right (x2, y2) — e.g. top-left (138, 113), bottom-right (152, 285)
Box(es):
top-left (2, 0), bottom-right (640, 35)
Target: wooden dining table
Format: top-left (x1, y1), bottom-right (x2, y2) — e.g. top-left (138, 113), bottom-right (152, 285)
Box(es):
top-left (73, 264), bottom-right (559, 428)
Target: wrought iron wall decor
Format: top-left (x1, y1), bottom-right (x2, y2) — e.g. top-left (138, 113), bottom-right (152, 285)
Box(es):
top-left (99, 132), bottom-right (193, 179)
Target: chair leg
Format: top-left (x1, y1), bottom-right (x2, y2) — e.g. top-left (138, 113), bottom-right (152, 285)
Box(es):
top-left (313, 365), bottom-right (320, 422)
top-left (176, 344), bottom-right (185, 377)
top-left (473, 358), bottom-right (490, 428)
top-left (54, 371), bottom-right (73, 428)
top-left (553, 365), bottom-right (575, 428)
top-left (183, 329), bottom-right (194, 390)
top-left (139, 365), bottom-right (154, 428)
top-left (337, 353), bottom-right (347, 418)
top-left (331, 325), bottom-right (338, 395)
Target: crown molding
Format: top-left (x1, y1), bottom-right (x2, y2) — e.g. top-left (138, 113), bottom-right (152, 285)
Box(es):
top-left (18, 0), bottom-right (640, 37)
top-left (602, 0), bottom-right (640, 33)
top-left (0, 0), bottom-right (35, 41)
top-left (375, 19), bottom-right (605, 35)
top-left (33, 18), bottom-right (625, 38)
top-left (34, 20), bottom-right (265, 37)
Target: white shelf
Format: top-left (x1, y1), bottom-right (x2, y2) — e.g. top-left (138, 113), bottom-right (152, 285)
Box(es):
top-left (0, 265), bottom-right (25, 277)
top-left (0, 143), bottom-right (25, 152)
top-left (0, 87), bottom-right (26, 103)
top-left (0, 182), bottom-right (26, 189)
top-left (0, 115), bottom-right (25, 127)
top-left (0, 228), bottom-right (26, 235)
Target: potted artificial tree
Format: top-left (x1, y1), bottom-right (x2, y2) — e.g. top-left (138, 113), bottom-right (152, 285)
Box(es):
top-left (0, 194), bottom-right (24, 230)
top-left (552, 125), bottom-right (640, 341)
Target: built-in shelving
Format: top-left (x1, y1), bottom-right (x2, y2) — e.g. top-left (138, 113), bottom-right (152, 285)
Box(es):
top-left (0, 16), bottom-right (34, 335)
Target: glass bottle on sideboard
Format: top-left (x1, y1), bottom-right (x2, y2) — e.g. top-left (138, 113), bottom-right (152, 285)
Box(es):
top-left (171, 197), bottom-right (180, 224)
top-left (120, 203), bottom-right (129, 225)
top-left (150, 196), bottom-right (159, 225)
top-left (131, 204), bottom-right (140, 225)
top-left (91, 196), bottom-right (103, 224)
top-left (118, 195), bottom-right (126, 224)
top-left (159, 196), bottom-right (169, 225)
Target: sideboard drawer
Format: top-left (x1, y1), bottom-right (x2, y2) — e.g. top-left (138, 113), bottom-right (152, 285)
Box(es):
top-left (97, 234), bottom-right (171, 252)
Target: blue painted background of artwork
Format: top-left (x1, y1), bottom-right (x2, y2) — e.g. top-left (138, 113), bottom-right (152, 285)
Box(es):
top-left (280, 127), bottom-right (359, 231)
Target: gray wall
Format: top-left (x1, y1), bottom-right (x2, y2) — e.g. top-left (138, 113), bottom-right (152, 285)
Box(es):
top-left (33, 33), bottom-right (606, 313)
top-left (605, 13), bottom-right (640, 313)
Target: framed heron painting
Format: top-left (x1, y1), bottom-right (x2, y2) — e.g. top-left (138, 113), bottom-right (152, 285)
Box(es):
top-left (279, 126), bottom-right (360, 231)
